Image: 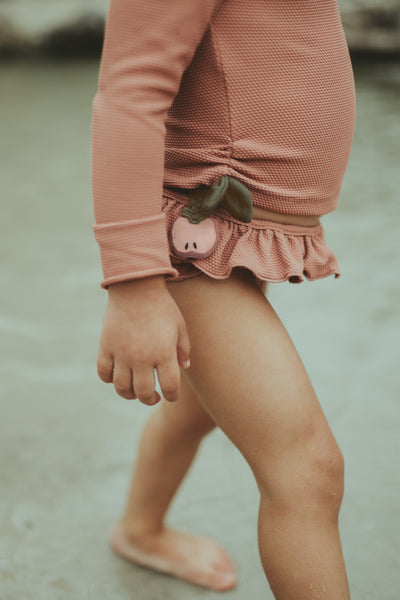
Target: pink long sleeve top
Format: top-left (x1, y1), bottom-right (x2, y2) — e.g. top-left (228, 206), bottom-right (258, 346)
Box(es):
top-left (91, 0), bottom-right (356, 289)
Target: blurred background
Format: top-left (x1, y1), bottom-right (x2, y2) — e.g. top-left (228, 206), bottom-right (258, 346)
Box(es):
top-left (1, 0), bottom-right (400, 57)
top-left (1, 1), bottom-right (399, 599)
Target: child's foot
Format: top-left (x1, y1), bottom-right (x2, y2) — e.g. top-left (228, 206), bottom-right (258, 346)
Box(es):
top-left (109, 519), bottom-right (238, 591)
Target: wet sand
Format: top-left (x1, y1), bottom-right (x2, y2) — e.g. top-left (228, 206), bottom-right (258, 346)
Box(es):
top-left (0, 55), bottom-right (399, 598)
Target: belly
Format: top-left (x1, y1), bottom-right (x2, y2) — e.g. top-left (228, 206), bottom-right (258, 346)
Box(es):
top-left (251, 206), bottom-right (321, 226)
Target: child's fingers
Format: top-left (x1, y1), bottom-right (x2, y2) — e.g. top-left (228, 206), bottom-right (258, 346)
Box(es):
top-left (112, 363), bottom-right (135, 400)
top-left (132, 366), bottom-right (161, 406)
top-left (156, 359), bottom-right (180, 403)
top-left (97, 354), bottom-right (114, 383)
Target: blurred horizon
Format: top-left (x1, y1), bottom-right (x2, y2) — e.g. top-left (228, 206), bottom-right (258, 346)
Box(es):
top-left (0, 0), bottom-right (400, 60)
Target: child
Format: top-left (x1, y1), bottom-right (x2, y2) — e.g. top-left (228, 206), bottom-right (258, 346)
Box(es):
top-left (91, 1), bottom-right (356, 598)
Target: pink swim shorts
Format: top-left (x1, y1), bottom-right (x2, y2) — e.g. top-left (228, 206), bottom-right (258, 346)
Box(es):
top-left (161, 187), bottom-right (341, 289)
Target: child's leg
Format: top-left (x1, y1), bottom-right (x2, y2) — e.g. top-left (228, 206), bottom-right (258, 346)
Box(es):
top-left (110, 278), bottom-right (269, 591)
top-left (110, 369), bottom-right (240, 592)
top-left (116, 372), bottom-right (217, 536)
top-left (165, 268), bottom-right (351, 600)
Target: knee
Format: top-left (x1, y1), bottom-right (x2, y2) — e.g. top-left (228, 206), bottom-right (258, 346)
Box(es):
top-left (171, 412), bottom-right (217, 442)
top-left (257, 434), bottom-right (345, 518)
top-left (188, 418), bottom-right (218, 440)
top-left (305, 437), bottom-right (345, 514)
top-left (196, 418), bottom-right (217, 437)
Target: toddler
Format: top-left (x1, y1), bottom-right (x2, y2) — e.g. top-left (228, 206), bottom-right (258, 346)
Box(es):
top-left (91, 1), bottom-right (356, 597)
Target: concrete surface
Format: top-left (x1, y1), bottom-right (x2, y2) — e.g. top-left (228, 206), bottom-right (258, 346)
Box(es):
top-left (0, 55), bottom-right (399, 599)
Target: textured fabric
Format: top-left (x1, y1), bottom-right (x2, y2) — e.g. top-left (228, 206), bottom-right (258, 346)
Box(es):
top-left (91, 0), bottom-right (356, 289)
top-left (162, 189), bottom-right (341, 288)
top-left (92, 213), bottom-right (175, 286)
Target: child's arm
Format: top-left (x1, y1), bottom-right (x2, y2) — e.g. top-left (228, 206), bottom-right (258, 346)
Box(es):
top-left (91, 0), bottom-right (222, 289)
top-left (92, 0), bottom-right (220, 402)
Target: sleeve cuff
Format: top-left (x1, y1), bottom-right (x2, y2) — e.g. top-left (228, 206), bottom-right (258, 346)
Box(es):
top-left (92, 212), bottom-right (180, 289)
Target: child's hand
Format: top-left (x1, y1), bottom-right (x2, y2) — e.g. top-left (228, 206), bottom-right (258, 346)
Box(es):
top-left (96, 276), bottom-right (191, 406)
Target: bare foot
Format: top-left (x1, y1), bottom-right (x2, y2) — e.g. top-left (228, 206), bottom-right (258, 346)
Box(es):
top-left (109, 519), bottom-right (238, 591)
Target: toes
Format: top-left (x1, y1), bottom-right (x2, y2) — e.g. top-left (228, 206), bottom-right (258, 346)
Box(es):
top-left (185, 563), bottom-right (237, 592)
top-left (211, 570), bottom-right (237, 591)
top-left (208, 545), bottom-right (236, 574)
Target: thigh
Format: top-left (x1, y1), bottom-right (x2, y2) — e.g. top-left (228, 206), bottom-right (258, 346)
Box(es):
top-left (159, 273), bottom-right (266, 435)
top-left (260, 280), bottom-right (268, 296)
top-left (166, 268), bottom-right (338, 491)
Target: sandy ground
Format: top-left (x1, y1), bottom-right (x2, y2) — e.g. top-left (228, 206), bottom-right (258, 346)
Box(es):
top-left (0, 55), bottom-right (399, 599)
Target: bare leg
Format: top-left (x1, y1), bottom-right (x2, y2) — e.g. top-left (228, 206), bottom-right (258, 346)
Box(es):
top-left (163, 268), bottom-right (351, 599)
top-left (109, 278), bottom-right (269, 590)
top-left (118, 375), bottom-right (216, 534)
top-left (109, 364), bottom-right (239, 591)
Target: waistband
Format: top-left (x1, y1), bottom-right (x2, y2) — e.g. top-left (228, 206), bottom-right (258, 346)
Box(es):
top-left (163, 187), bottom-right (324, 237)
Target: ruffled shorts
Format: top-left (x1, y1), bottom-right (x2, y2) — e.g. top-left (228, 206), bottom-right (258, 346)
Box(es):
top-left (161, 187), bottom-right (341, 289)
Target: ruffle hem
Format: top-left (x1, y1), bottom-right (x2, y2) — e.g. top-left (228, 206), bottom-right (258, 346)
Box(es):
top-left (161, 189), bottom-right (341, 286)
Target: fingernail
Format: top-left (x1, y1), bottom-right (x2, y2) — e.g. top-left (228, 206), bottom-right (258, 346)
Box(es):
top-left (184, 358), bottom-right (191, 369)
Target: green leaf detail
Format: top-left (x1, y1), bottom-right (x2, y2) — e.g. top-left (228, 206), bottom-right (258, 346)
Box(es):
top-left (181, 176), bottom-right (253, 224)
